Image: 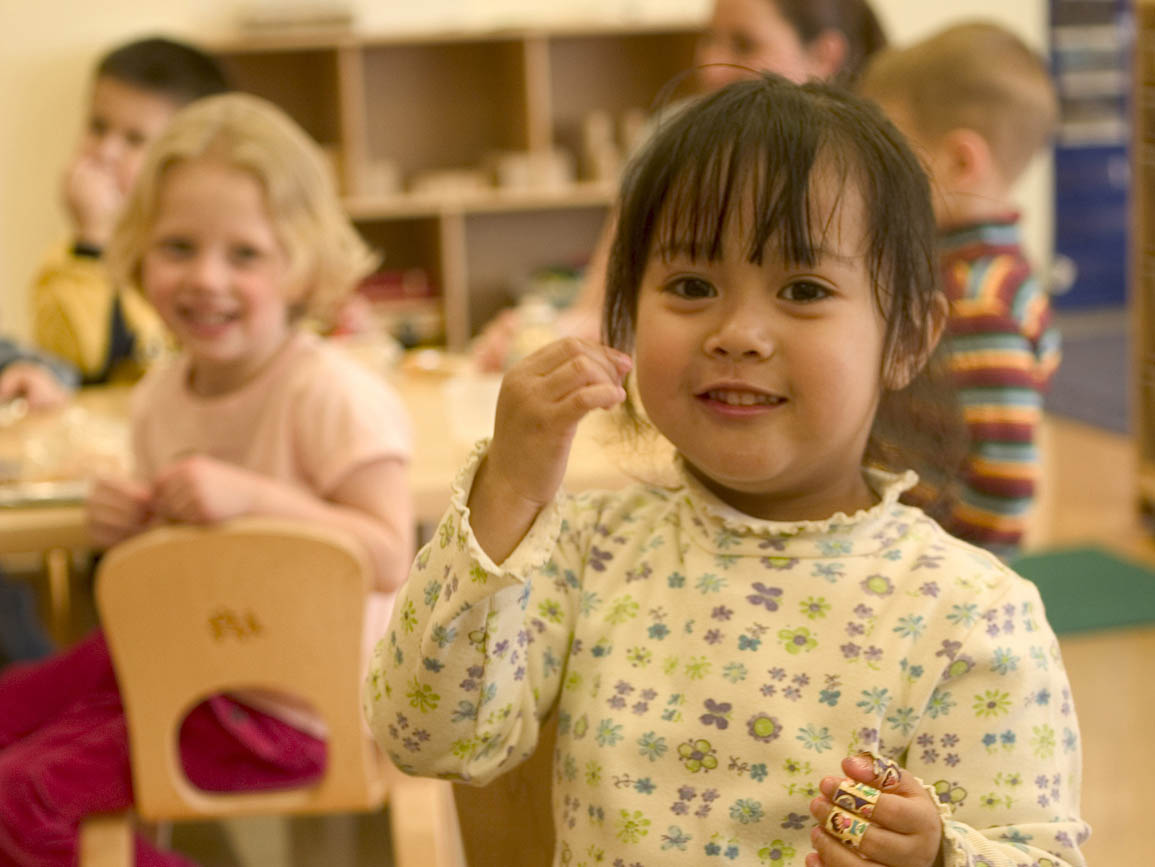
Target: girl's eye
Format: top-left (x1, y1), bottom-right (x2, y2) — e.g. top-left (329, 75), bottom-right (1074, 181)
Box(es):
top-left (156, 238), bottom-right (193, 257)
top-left (665, 276), bottom-right (716, 300)
top-left (230, 245), bottom-right (262, 265)
top-left (780, 281), bottom-right (831, 303)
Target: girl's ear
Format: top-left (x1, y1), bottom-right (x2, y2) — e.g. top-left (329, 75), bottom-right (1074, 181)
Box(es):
top-left (883, 293), bottom-right (949, 391)
top-left (807, 29), bottom-right (849, 82)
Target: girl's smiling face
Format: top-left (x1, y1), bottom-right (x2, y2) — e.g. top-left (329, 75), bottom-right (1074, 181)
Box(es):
top-left (142, 157), bottom-right (294, 395)
top-left (633, 175), bottom-right (887, 522)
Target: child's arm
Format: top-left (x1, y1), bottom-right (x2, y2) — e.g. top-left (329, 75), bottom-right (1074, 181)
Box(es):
top-left (468, 338), bottom-right (631, 562)
top-left (365, 445), bottom-right (602, 785)
top-left (151, 454), bottom-right (414, 592)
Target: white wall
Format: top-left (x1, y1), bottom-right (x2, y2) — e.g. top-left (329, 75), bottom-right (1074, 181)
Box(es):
top-left (0, 0), bottom-right (1049, 339)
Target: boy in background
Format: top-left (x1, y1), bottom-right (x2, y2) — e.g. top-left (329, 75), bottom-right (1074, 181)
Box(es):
top-left (32, 37), bottom-right (228, 384)
top-left (861, 21), bottom-right (1061, 558)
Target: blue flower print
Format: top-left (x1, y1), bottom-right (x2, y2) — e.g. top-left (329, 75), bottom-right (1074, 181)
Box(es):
top-left (661, 826), bottom-right (692, 851)
top-left (746, 582), bottom-right (783, 611)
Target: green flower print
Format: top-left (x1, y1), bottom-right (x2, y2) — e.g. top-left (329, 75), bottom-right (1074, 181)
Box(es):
top-left (795, 723), bottom-right (833, 753)
top-left (860, 574), bottom-right (894, 597)
top-left (406, 677), bottom-right (440, 712)
top-left (778, 627), bottom-right (818, 654)
top-left (973, 689), bottom-right (1012, 718)
top-left (800, 596), bottom-right (830, 619)
top-left (615, 810), bottom-right (651, 843)
top-left (677, 738), bottom-right (719, 773)
top-left (747, 713), bottom-right (782, 743)
top-left (758, 840), bottom-right (796, 863)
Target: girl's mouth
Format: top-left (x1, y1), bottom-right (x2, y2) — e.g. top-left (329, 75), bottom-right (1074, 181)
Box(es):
top-left (699, 389), bottom-right (786, 407)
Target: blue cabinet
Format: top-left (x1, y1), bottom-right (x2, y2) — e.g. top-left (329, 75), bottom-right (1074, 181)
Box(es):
top-left (1050, 0), bottom-right (1131, 309)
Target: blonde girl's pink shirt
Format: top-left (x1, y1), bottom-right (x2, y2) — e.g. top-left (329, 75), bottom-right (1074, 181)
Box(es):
top-left (131, 330), bottom-right (412, 736)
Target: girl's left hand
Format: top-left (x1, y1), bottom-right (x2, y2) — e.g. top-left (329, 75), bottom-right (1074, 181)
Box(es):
top-left (807, 754), bottom-right (944, 867)
top-left (153, 455), bottom-right (264, 525)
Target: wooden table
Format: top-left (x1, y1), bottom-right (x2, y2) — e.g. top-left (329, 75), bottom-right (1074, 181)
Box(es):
top-left (0, 356), bottom-right (643, 641)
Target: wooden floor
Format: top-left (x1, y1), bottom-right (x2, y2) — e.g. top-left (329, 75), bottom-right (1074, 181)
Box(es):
top-left (1029, 415), bottom-right (1155, 866)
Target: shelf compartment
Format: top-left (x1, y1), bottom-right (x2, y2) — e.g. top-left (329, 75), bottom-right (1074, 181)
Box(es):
top-left (463, 205), bottom-right (608, 336)
top-left (360, 39), bottom-right (529, 184)
top-left (217, 48), bottom-right (343, 149)
top-left (547, 29), bottom-right (699, 172)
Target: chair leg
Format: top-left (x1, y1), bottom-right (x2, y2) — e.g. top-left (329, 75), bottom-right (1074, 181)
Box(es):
top-left (79, 812), bottom-right (133, 867)
top-left (389, 777), bottom-right (467, 867)
top-left (44, 547), bottom-right (71, 645)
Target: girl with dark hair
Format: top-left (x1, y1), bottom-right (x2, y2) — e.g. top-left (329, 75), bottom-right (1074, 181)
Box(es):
top-left (369, 75), bottom-right (1088, 867)
top-left (472, 0), bottom-right (889, 372)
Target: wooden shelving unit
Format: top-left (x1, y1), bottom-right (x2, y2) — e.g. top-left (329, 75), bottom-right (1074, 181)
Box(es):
top-left (1134, 1), bottom-right (1155, 526)
top-left (214, 23), bottom-right (701, 348)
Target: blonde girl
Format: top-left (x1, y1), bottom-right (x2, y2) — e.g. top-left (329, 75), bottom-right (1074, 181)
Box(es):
top-left (0, 93), bottom-right (413, 867)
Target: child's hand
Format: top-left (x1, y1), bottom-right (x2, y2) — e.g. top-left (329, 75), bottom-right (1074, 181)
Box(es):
top-left (0, 363), bottom-right (71, 410)
top-left (152, 455), bottom-right (264, 525)
top-left (87, 476), bottom-right (154, 548)
top-left (467, 338), bottom-right (631, 563)
top-left (63, 152), bottom-right (125, 247)
top-left (807, 753), bottom-right (944, 867)
top-left (488, 338), bottom-right (632, 509)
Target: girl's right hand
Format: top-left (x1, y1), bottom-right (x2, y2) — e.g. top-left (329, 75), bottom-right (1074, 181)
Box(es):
top-left (87, 476), bottom-right (154, 548)
top-left (489, 338), bottom-right (631, 506)
top-left (468, 338), bottom-right (631, 562)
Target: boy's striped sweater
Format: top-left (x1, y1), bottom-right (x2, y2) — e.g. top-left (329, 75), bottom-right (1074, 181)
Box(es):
top-left (934, 216), bottom-right (1060, 553)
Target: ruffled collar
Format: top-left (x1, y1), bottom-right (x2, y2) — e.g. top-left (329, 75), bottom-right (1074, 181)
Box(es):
top-left (671, 459), bottom-right (920, 559)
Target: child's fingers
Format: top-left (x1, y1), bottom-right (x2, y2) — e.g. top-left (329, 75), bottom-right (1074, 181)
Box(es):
top-left (524, 338), bottom-right (631, 385)
top-left (817, 777), bottom-right (920, 834)
top-left (808, 813), bottom-right (915, 867)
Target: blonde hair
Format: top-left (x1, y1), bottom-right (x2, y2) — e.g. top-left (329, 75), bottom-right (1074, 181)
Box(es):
top-left (860, 21), bottom-right (1058, 185)
top-left (108, 92), bottom-right (376, 319)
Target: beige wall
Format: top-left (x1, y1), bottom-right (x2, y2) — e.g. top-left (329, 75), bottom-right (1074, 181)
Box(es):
top-left (0, 0), bottom-right (1048, 340)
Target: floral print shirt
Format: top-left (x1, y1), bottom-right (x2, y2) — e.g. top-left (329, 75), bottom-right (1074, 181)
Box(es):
top-left (365, 446), bottom-right (1088, 866)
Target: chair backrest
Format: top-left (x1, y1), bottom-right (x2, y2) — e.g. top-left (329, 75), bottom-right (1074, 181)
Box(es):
top-left (96, 518), bottom-right (386, 821)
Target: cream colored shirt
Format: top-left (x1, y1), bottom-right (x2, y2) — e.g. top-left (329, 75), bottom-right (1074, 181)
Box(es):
top-left (367, 445), bottom-right (1088, 866)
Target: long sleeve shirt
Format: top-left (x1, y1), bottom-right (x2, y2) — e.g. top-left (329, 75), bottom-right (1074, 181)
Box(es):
top-left (31, 244), bottom-right (169, 384)
top-left (936, 217), bottom-right (1060, 554)
top-left (366, 446), bottom-right (1088, 867)
top-left (0, 338), bottom-right (78, 388)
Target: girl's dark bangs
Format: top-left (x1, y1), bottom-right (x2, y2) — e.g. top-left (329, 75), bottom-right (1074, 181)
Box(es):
top-left (649, 110), bottom-right (835, 269)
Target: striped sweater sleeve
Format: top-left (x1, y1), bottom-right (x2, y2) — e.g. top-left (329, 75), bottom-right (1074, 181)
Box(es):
top-left (942, 253), bottom-right (1060, 551)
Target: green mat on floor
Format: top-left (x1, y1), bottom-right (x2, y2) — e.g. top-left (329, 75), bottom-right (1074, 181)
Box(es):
top-left (1011, 546), bottom-right (1155, 634)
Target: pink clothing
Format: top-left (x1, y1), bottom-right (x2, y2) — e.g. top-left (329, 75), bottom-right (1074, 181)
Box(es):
top-left (0, 330), bottom-right (412, 865)
top-left (132, 331), bottom-right (412, 734)
top-left (0, 631), bottom-right (324, 867)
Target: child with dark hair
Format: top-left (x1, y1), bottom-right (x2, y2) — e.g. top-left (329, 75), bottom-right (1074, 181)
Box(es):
top-left (368, 74), bottom-right (1087, 866)
top-left (32, 36), bottom-right (229, 384)
top-left (861, 22), bottom-right (1061, 558)
top-left (472, 0), bottom-right (889, 372)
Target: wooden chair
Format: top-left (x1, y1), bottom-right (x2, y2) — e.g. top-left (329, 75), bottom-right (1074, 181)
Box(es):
top-left (78, 518), bottom-right (465, 867)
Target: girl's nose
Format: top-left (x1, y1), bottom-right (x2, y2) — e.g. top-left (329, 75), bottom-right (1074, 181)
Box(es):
top-left (704, 312), bottom-right (775, 360)
top-left (187, 254), bottom-right (228, 291)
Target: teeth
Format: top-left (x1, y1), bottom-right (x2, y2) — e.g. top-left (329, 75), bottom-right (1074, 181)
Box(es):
top-left (707, 390), bottom-right (781, 406)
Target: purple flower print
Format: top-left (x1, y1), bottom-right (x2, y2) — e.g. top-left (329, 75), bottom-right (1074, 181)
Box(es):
top-left (712, 605), bottom-right (734, 621)
top-left (781, 812), bottom-right (807, 830)
top-left (747, 583), bottom-right (783, 611)
top-left (700, 699), bottom-right (732, 729)
top-left (589, 547), bottom-right (612, 571)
